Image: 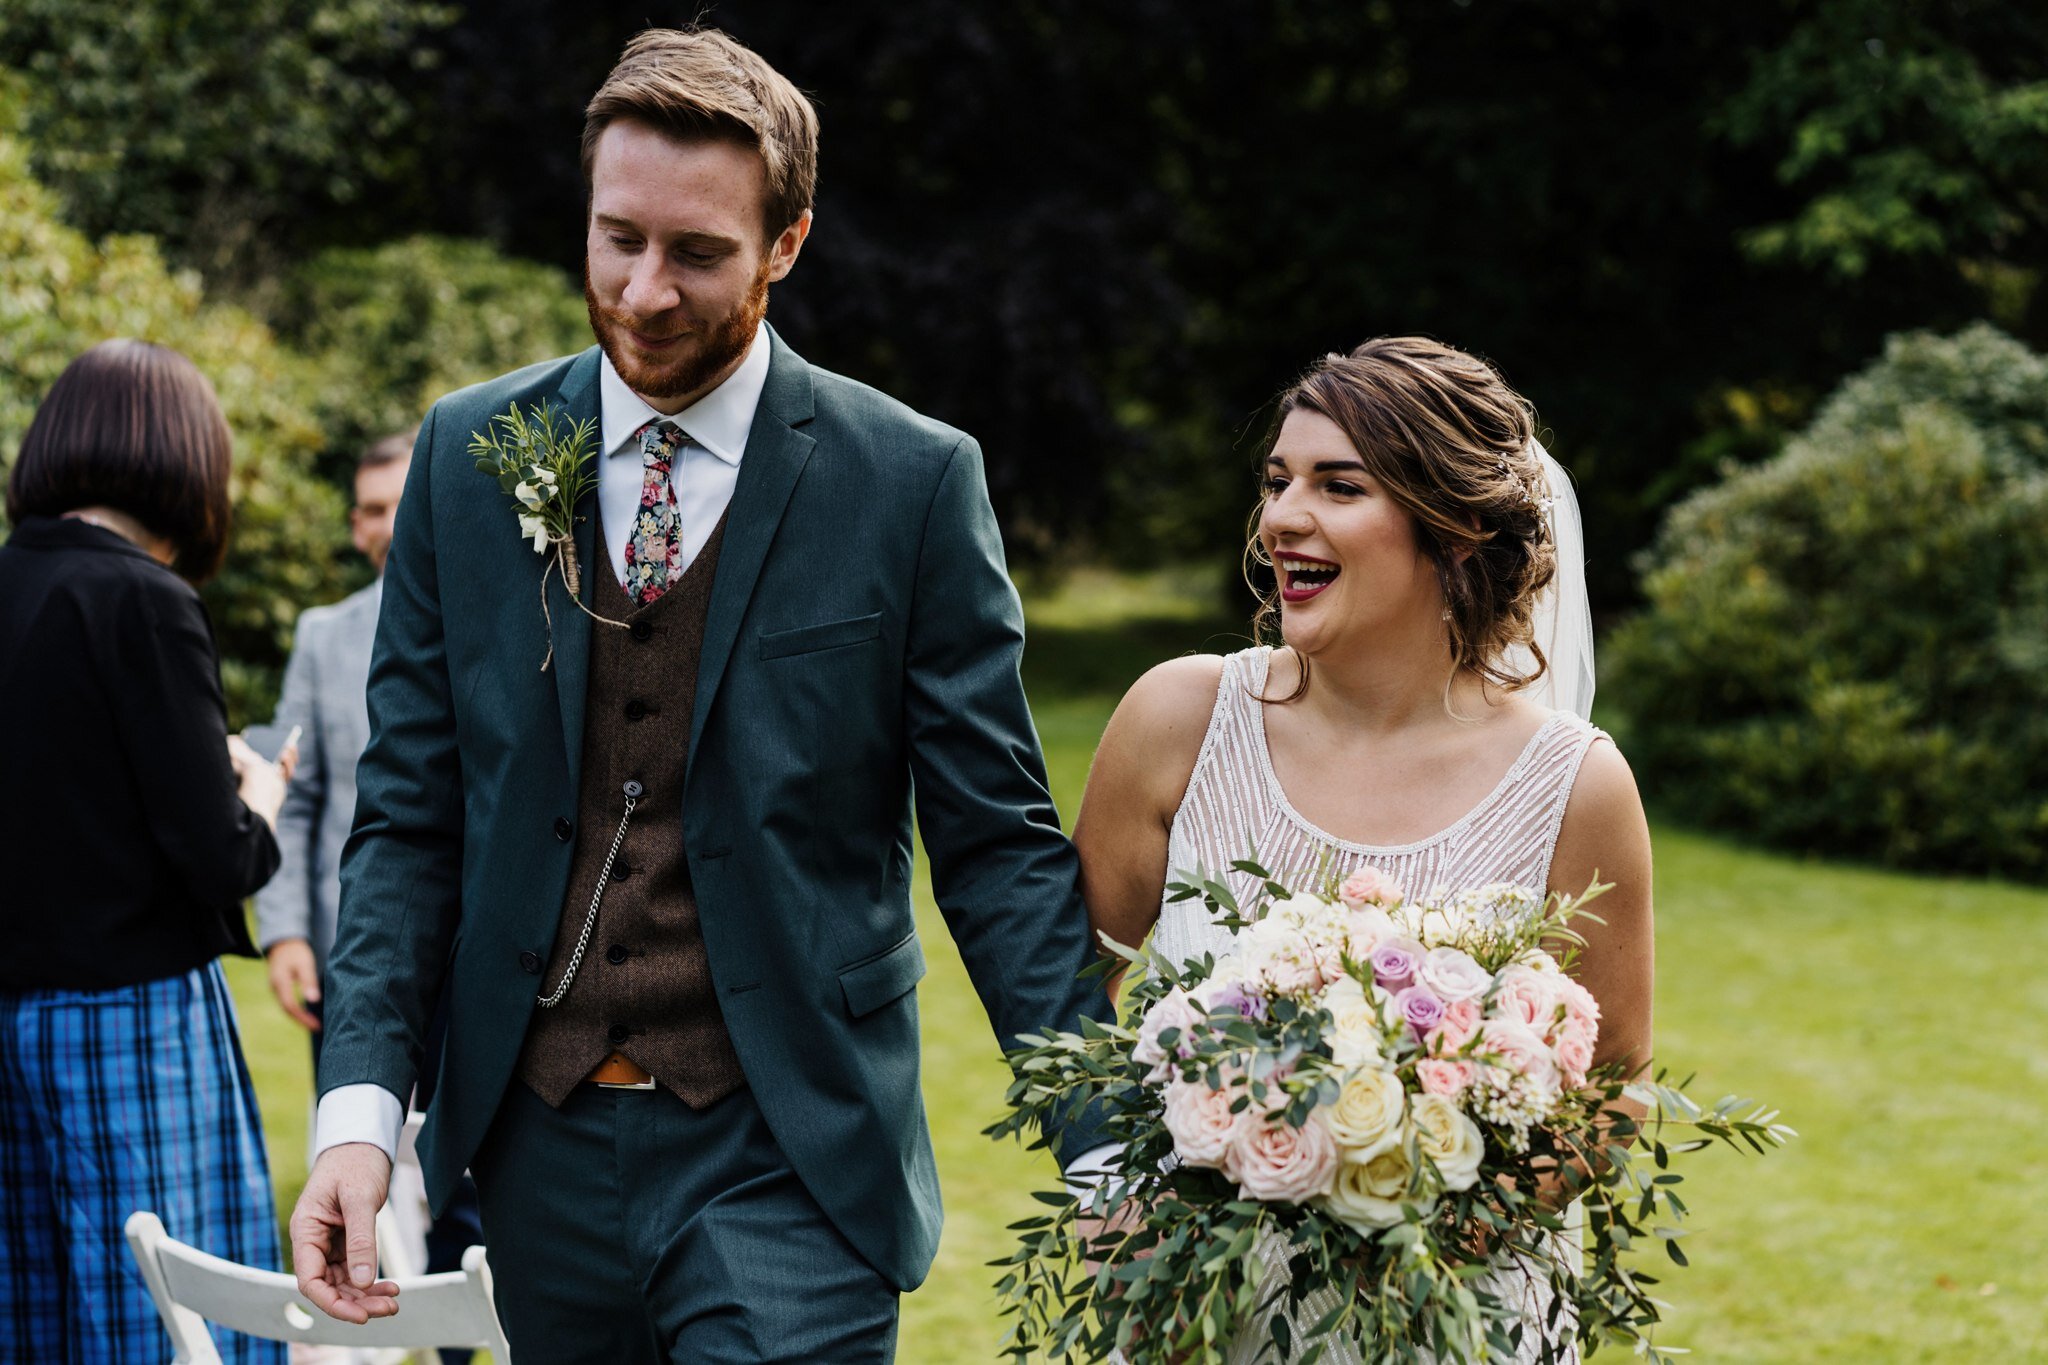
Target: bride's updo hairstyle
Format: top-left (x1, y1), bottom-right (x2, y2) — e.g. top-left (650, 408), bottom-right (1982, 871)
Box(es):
top-left (1250, 336), bottom-right (1558, 703)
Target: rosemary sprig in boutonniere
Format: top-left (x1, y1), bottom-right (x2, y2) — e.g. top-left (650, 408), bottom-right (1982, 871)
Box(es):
top-left (469, 401), bottom-right (621, 670)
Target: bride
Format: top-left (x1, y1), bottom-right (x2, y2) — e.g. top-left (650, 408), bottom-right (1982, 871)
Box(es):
top-left (1072, 336), bottom-right (1654, 1362)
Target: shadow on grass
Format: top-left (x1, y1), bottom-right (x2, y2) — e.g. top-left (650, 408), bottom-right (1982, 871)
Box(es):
top-left (1022, 614), bottom-right (1251, 705)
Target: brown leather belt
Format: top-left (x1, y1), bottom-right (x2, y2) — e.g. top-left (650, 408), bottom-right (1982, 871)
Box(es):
top-left (586, 1051), bottom-right (656, 1090)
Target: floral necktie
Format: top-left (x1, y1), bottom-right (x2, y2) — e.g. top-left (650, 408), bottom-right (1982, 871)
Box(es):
top-left (622, 419), bottom-right (685, 605)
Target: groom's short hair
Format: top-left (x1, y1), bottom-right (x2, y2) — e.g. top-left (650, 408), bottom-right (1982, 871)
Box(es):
top-left (582, 27), bottom-right (819, 240)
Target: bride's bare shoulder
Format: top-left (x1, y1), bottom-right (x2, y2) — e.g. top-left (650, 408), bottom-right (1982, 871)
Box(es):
top-left (1115, 653), bottom-right (1229, 734)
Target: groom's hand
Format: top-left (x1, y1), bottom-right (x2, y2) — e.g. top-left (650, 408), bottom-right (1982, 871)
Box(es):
top-left (290, 1142), bottom-right (401, 1322)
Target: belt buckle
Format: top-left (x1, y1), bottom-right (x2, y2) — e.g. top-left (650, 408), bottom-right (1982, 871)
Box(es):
top-left (595, 1075), bottom-right (657, 1091)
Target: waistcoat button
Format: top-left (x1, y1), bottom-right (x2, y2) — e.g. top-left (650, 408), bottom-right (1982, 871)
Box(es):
top-left (630, 620), bottom-right (653, 642)
top-left (624, 699), bottom-right (649, 721)
top-left (606, 944), bottom-right (629, 965)
top-left (607, 1023), bottom-right (631, 1045)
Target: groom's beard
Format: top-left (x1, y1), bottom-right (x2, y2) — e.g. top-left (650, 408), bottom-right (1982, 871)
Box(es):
top-left (585, 260), bottom-right (772, 405)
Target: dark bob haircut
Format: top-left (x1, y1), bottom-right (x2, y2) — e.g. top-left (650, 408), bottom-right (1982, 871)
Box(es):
top-left (6, 339), bottom-right (234, 583)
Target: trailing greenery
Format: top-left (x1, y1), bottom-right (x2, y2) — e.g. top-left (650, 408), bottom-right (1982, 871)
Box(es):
top-left (1606, 325), bottom-right (2048, 878)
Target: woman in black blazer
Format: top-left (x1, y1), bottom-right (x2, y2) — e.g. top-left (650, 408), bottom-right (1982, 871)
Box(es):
top-left (0, 340), bottom-right (297, 1364)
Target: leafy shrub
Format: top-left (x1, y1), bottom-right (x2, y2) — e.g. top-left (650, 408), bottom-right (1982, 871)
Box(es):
top-left (1606, 325), bottom-right (2048, 879)
top-left (0, 75), bottom-right (351, 726)
top-left (280, 235), bottom-right (590, 481)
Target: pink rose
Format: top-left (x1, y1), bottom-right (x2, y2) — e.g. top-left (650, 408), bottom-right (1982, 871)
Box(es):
top-left (1558, 976), bottom-right (1601, 1044)
top-left (1419, 947), bottom-right (1490, 1004)
top-left (1370, 939), bottom-right (1424, 993)
top-left (1261, 946), bottom-right (1323, 997)
top-left (1231, 1109), bottom-right (1339, 1203)
top-left (1555, 1031), bottom-right (1596, 1088)
top-left (1491, 965), bottom-right (1562, 1034)
top-left (1134, 988), bottom-right (1203, 1081)
top-left (1478, 1017), bottom-right (1560, 1091)
top-left (1416, 1058), bottom-right (1475, 1098)
top-left (1426, 997), bottom-right (1483, 1053)
top-left (1338, 866), bottom-right (1405, 909)
top-left (1162, 1077), bottom-right (1247, 1172)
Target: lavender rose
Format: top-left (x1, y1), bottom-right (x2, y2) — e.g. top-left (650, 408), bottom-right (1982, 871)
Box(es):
top-left (1370, 938), bottom-right (1424, 993)
top-left (1393, 984), bottom-right (1447, 1037)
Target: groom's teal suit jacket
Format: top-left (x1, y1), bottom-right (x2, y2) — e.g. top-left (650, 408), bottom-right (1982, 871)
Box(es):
top-left (321, 329), bottom-right (1109, 1290)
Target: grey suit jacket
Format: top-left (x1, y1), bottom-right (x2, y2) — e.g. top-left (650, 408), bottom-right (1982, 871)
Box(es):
top-left (255, 578), bottom-right (380, 967)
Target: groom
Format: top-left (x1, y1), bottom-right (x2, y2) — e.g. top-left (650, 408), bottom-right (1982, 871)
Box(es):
top-left (292, 27), bottom-right (1110, 1361)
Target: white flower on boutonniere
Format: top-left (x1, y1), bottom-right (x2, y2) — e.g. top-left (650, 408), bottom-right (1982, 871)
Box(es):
top-left (470, 402), bottom-right (620, 669)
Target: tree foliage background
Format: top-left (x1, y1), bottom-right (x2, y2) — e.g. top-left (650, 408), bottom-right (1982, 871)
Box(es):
top-left (3, 0), bottom-right (2045, 870)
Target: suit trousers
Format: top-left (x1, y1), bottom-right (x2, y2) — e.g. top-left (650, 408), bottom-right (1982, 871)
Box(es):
top-left (470, 1078), bottom-right (899, 1363)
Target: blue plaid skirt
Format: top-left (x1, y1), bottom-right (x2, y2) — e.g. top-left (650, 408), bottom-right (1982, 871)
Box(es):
top-left (0, 960), bottom-right (286, 1364)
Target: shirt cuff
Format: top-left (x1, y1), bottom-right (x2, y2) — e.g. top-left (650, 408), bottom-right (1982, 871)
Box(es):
top-left (314, 1084), bottom-right (405, 1166)
top-left (1061, 1141), bottom-right (1128, 1198)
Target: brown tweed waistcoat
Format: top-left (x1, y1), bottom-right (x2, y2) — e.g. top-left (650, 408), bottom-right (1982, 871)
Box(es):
top-left (516, 512), bottom-right (744, 1108)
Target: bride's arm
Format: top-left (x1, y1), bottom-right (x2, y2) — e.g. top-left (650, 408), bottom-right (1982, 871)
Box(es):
top-left (1073, 654), bottom-right (1223, 989)
top-left (1549, 738), bottom-right (1655, 1081)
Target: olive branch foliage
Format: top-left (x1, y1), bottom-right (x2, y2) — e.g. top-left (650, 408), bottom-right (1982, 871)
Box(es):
top-left (984, 861), bottom-right (1794, 1363)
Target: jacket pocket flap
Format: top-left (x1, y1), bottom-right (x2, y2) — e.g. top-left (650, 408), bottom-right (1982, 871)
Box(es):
top-left (759, 612), bottom-right (883, 660)
top-left (838, 933), bottom-right (926, 1017)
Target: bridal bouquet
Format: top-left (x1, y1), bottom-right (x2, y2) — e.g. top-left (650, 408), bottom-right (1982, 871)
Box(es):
top-left (988, 865), bottom-right (1791, 1364)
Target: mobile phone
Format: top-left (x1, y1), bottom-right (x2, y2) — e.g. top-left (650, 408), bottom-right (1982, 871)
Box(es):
top-left (275, 725), bottom-right (303, 764)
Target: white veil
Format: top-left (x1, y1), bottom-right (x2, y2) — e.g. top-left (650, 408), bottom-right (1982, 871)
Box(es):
top-left (1501, 440), bottom-right (1596, 721)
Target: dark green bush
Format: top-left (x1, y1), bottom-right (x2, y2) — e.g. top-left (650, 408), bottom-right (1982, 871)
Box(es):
top-left (0, 76), bottom-right (351, 726)
top-left (281, 235), bottom-right (590, 481)
top-left (1606, 324), bottom-right (2048, 879)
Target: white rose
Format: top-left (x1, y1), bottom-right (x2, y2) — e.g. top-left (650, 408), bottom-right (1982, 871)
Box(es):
top-left (1410, 1094), bottom-right (1485, 1192)
top-left (1320, 1144), bottom-right (1420, 1232)
top-left (1321, 1067), bottom-right (1406, 1162)
top-left (1343, 906), bottom-right (1399, 958)
top-left (1419, 947), bottom-right (1490, 1003)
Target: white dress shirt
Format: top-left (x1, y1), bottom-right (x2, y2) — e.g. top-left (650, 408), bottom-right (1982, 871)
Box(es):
top-left (313, 324), bottom-right (770, 1167)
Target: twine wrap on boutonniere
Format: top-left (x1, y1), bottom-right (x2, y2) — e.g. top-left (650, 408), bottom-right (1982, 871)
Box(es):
top-left (470, 401), bottom-right (626, 671)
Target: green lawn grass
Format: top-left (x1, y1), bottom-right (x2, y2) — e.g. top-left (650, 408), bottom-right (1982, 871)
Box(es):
top-left (228, 571), bottom-right (2048, 1362)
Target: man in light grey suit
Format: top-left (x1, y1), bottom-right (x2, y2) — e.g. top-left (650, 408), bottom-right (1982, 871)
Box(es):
top-left (257, 432), bottom-right (412, 1035)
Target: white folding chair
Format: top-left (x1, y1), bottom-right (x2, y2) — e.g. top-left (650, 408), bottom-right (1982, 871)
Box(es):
top-left (124, 1211), bottom-right (512, 1365)
top-left (375, 1111), bottom-right (434, 1283)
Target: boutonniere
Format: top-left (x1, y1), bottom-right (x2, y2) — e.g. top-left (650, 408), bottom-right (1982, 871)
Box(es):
top-left (470, 401), bottom-right (621, 670)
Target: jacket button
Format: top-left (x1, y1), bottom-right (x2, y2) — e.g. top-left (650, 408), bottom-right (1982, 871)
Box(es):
top-left (630, 620), bottom-right (653, 642)
top-left (518, 950), bottom-right (542, 974)
top-left (554, 816), bottom-right (573, 841)
top-left (607, 1023), bottom-right (631, 1045)
top-left (606, 944), bottom-right (629, 965)
top-left (624, 699), bottom-right (649, 721)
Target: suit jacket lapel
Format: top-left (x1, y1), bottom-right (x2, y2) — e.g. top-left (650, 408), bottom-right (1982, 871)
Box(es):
top-left (548, 347), bottom-right (604, 797)
top-left (689, 329), bottom-right (816, 768)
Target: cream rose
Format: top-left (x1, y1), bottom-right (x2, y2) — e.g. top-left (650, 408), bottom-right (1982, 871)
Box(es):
top-left (1410, 1093), bottom-right (1485, 1192)
top-left (1322, 1066), bottom-right (1406, 1162)
top-left (1231, 1109), bottom-right (1338, 1203)
top-left (1161, 1077), bottom-right (1246, 1172)
top-left (1322, 978), bottom-right (1390, 1068)
top-left (1320, 1144), bottom-right (1420, 1232)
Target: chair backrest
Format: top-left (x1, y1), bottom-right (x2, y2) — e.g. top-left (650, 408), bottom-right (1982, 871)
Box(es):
top-left (124, 1211), bottom-right (512, 1364)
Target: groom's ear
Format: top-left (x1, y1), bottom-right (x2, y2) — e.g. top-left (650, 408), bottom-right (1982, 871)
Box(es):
top-left (765, 210), bottom-right (813, 284)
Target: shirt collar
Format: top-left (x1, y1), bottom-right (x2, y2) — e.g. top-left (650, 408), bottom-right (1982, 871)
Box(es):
top-left (597, 321), bottom-right (769, 468)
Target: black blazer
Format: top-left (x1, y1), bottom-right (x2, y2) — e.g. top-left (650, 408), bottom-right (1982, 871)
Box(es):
top-left (0, 516), bottom-right (279, 989)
